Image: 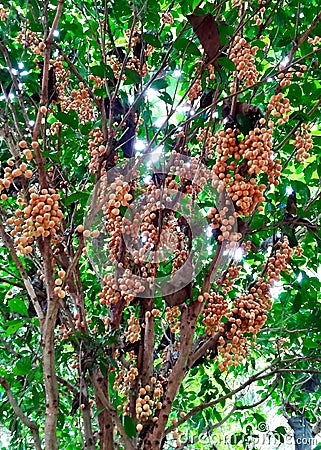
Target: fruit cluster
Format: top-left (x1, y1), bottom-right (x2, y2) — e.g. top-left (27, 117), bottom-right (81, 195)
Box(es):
top-left (197, 128), bottom-right (216, 158)
top-left (308, 36), bottom-right (321, 46)
top-left (53, 58), bottom-right (95, 123)
top-left (0, 6), bottom-right (9, 20)
top-left (20, 139), bottom-right (35, 160)
top-left (52, 57), bottom-right (69, 89)
top-left (56, 323), bottom-right (73, 341)
top-left (276, 62), bottom-right (308, 88)
top-left (122, 186), bottom-right (177, 265)
top-left (172, 154), bottom-right (210, 194)
top-left (203, 264), bottom-right (242, 334)
top-left (277, 66), bottom-right (295, 89)
top-left (99, 274), bottom-right (121, 306)
top-left (293, 123), bottom-right (313, 163)
top-left (106, 29), bottom-right (149, 80)
top-left (88, 127), bottom-right (105, 173)
top-left (170, 418), bottom-right (185, 448)
top-left (88, 74), bottom-right (104, 90)
top-left (145, 44), bottom-right (155, 57)
top-left (217, 237), bottom-right (293, 370)
top-left (212, 128), bottom-right (239, 182)
top-left (294, 243), bottom-right (303, 257)
top-left (166, 306), bottom-right (181, 333)
top-left (254, 1), bottom-right (266, 26)
top-left (208, 206), bottom-right (239, 242)
top-left (203, 292), bottom-right (228, 335)
top-left (56, 308), bottom-right (89, 342)
top-left (135, 378), bottom-right (164, 429)
top-left (113, 351), bottom-right (138, 395)
top-left (188, 76), bottom-right (202, 101)
top-left (99, 271), bottom-right (146, 306)
top-left (230, 36), bottom-right (259, 93)
top-left (0, 159), bottom-right (32, 201)
top-left (265, 237), bottom-right (292, 281)
top-left (125, 26), bottom-right (139, 46)
top-left (267, 92), bottom-right (291, 125)
top-left (124, 313), bottom-right (141, 343)
top-left (229, 175), bottom-right (266, 215)
top-left (67, 82), bottom-right (94, 123)
top-left (172, 236), bottom-right (188, 273)
top-left (106, 55), bottom-right (123, 80)
top-left (50, 120), bottom-right (62, 135)
top-left (218, 263), bottom-right (242, 295)
top-left (211, 125), bottom-right (281, 216)
top-left (241, 120), bottom-right (281, 183)
top-left (17, 29), bottom-right (45, 55)
top-left (70, 354), bottom-right (79, 370)
top-left (126, 55), bottom-right (148, 78)
top-left (99, 173), bottom-right (132, 260)
top-left (206, 64), bottom-right (216, 82)
top-left (7, 188), bottom-right (63, 254)
top-left (161, 12), bottom-right (174, 25)
top-left (54, 269), bottom-right (67, 299)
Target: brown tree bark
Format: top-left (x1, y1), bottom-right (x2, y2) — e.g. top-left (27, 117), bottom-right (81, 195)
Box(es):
top-left (93, 369), bottom-right (115, 450)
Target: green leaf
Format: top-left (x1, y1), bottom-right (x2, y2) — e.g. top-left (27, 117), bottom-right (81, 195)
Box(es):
top-left (123, 416), bottom-right (136, 438)
top-left (212, 409), bottom-right (222, 421)
top-left (303, 338), bottom-right (318, 349)
top-left (13, 357), bottom-right (32, 376)
top-left (62, 192), bottom-right (90, 206)
top-left (55, 111), bottom-right (79, 129)
top-left (142, 33), bottom-right (162, 48)
top-left (287, 84), bottom-right (302, 106)
top-left (159, 92), bottom-right (172, 104)
top-left (8, 298), bottom-right (28, 316)
top-left (251, 39), bottom-right (267, 49)
top-left (290, 180), bottom-right (310, 204)
top-left (217, 23), bottom-right (234, 46)
top-left (5, 319), bottom-right (25, 336)
top-left (215, 377), bottom-right (230, 394)
top-left (90, 64), bottom-right (113, 80)
top-left (151, 78), bottom-right (168, 90)
top-left (173, 38), bottom-right (202, 56)
top-left (292, 291), bottom-right (303, 313)
top-left (124, 68), bottom-right (141, 85)
top-left (90, 65), bottom-right (105, 78)
top-left (217, 57), bottom-right (236, 72)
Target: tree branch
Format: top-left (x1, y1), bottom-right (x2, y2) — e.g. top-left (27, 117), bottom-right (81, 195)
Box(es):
top-left (91, 370), bottom-right (135, 450)
top-left (188, 332), bottom-right (221, 369)
top-left (0, 335), bottom-right (22, 358)
top-left (0, 377), bottom-right (42, 450)
top-left (32, 0), bottom-right (65, 188)
top-left (30, 4), bottom-right (66, 450)
top-left (165, 356), bottom-right (321, 435)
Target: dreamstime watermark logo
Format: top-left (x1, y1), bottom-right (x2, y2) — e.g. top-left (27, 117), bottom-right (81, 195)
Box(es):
top-left (227, 422), bottom-right (319, 449)
top-left (85, 153), bottom-right (238, 298)
top-left (182, 422), bottom-right (320, 449)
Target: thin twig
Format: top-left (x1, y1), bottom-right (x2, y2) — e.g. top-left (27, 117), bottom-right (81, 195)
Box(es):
top-left (0, 377), bottom-right (42, 450)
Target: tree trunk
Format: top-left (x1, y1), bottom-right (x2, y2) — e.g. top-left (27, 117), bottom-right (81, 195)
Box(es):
top-left (93, 369), bottom-right (115, 450)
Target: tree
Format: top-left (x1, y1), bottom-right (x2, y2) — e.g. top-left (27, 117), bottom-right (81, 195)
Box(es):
top-left (0, 0), bottom-right (320, 448)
